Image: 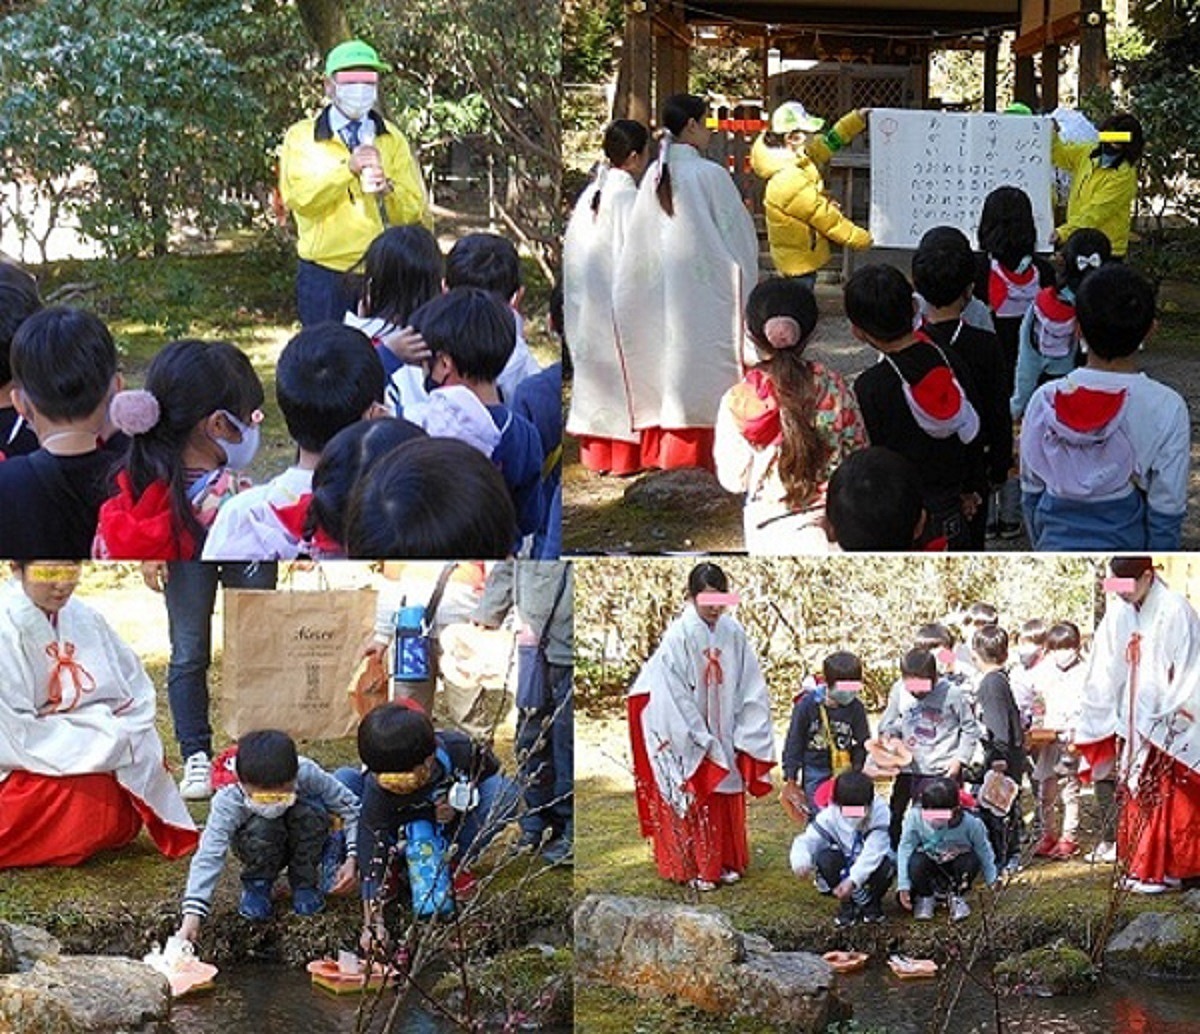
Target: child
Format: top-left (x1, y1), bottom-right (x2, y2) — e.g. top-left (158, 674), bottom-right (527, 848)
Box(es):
top-left (781, 650), bottom-right (870, 815)
top-left (343, 702), bottom-right (517, 950)
top-left (824, 446), bottom-right (930, 551)
top-left (202, 322), bottom-right (387, 560)
top-left (1009, 618), bottom-right (1049, 729)
top-left (175, 730), bottom-right (360, 939)
top-left (714, 277), bottom-right (866, 553)
top-left (343, 436), bottom-right (518, 558)
top-left (790, 771), bottom-right (894, 926)
top-left (302, 417), bottom-right (426, 557)
top-left (1020, 264), bottom-right (1189, 550)
top-left (344, 224), bottom-right (443, 416)
top-left (970, 624), bottom-right (1026, 873)
top-left (0, 308), bottom-right (124, 558)
top-left (0, 262), bottom-right (43, 458)
top-left (1032, 621), bottom-right (1086, 860)
top-left (444, 232), bottom-right (542, 402)
top-left (1010, 228), bottom-right (1112, 419)
top-left (846, 265), bottom-right (986, 551)
top-left (95, 340), bottom-right (266, 559)
top-left (564, 119), bottom-right (650, 476)
top-left (876, 648), bottom-right (981, 847)
top-left (911, 226), bottom-right (1013, 547)
top-left (408, 287), bottom-right (543, 539)
top-left (897, 777), bottom-right (998, 922)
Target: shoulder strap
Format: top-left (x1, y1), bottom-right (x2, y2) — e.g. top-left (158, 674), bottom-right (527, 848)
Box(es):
top-left (423, 562), bottom-right (458, 633)
top-left (539, 564), bottom-right (570, 652)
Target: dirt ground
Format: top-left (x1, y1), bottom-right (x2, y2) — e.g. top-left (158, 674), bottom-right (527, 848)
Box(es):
top-left (563, 277), bottom-right (1200, 554)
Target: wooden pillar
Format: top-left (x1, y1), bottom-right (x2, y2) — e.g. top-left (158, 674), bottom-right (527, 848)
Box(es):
top-left (1014, 54), bottom-right (1038, 109)
top-left (1040, 42), bottom-right (1060, 110)
top-left (1078, 0), bottom-right (1110, 98)
top-left (655, 2), bottom-right (690, 103)
top-left (983, 32), bottom-right (1000, 112)
top-left (614, 1), bottom-right (653, 125)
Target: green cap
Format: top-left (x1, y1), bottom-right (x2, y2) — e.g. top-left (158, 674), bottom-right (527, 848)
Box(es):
top-left (325, 39), bottom-right (391, 76)
top-left (1003, 102), bottom-right (1033, 116)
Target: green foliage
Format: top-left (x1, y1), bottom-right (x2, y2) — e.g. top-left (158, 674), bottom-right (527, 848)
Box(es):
top-left (564, 0), bottom-right (622, 85)
top-left (691, 45), bottom-right (761, 101)
top-left (0, 0), bottom-right (273, 259)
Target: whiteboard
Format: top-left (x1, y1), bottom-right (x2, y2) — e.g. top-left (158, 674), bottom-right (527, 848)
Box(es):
top-left (868, 108), bottom-right (1054, 250)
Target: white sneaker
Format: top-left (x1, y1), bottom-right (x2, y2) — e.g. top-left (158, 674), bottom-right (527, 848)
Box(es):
top-left (913, 896), bottom-right (935, 920)
top-left (179, 752), bottom-right (213, 800)
top-left (1085, 841), bottom-right (1117, 864)
top-left (1122, 877), bottom-right (1182, 895)
top-left (949, 894), bottom-right (971, 921)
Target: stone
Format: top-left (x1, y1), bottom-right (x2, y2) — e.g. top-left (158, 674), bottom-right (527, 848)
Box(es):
top-left (994, 942), bottom-right (1097, 996)
top-left (0, 927), bottom-right (15, 977)
top-left (576, 894), bottom-right (849, 1033)
top-left (0, 955), bottom-right (170, 1033)
top-left (5, 924), bottom-right (61, 972)
top-left (623, 469), bottom-right (740, 514)
top-left (1105, 911), bottom-right (1200, 979)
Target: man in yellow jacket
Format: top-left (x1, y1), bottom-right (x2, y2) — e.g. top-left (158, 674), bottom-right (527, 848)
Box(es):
top-left (751, 101), bottom-right (872, 287)
top-left (280, 39), bottom-right (432, 326)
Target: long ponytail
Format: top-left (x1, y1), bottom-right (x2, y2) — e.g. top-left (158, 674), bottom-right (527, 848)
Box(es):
top-left (657, 94), bottom-right (706, 217)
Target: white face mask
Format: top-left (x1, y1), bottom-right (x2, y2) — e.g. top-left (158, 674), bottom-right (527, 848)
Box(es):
top-left (335, 83), bottom-right (377, 121)
top-left (246, 796), bottom-right (294, 820)
top-left (1017, 645), bottom-right (1040, 666)
top-left (213, 410), bottom-right (260, 470)
top-left (1052, 649), bottom-right (1079, 671)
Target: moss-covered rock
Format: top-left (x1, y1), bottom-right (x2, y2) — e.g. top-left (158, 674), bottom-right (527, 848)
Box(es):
top-left (1105, 911), bottom-right (1200, 980)
top-left (994, 940), bottom-right (1098, 996)
top-left (433, 944), bottom-right (573, 1029)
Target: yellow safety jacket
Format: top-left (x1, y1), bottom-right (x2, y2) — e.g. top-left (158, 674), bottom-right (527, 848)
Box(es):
top-left (1052, 135), bottom-right (1137, 258)
top-left (280, 108), bottom-right (432, 272)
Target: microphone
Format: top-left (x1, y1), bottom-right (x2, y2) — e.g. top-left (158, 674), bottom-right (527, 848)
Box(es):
top-left (356, 118), bottom-right (391, 226)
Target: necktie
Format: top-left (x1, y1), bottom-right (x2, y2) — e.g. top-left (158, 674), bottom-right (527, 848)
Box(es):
top-left (344, 120), bottom-right (361, 150)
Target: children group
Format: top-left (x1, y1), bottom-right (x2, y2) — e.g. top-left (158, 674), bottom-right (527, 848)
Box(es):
top-left (565, 96), bottom-right (1184, 553)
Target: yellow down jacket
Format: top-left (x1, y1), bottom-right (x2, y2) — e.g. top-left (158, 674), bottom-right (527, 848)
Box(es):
top-left (751, 110), bottom-right (871, 276)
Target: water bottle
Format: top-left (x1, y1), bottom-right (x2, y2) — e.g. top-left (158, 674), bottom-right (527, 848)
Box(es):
top-left (320, 816), bottom-right (347, 893)
top-left (404, 818), bottom-right (453, 917)
top-left (394, 604), bottom-right (430, 682)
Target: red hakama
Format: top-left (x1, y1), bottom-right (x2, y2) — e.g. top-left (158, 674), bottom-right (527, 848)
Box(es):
top-left (1117, 745), bottom-right (1200, 883)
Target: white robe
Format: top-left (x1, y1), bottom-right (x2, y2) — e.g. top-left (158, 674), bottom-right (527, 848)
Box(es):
top-left (1078, 578), bottom-right (1200, 787)
top-left (631, 605), bottom-right (775, 812)
top-left (613, 143), bottom-right (759, 429)
top-left (0, 583), bottom-right (196, 835)
top-left (564, 169), bottom-right (640, 442)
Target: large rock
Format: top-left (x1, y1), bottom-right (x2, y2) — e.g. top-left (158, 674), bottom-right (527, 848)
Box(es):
top-left (576, 894), bottom-right (849, 1032)
top-left (2, 923), bottom-right (62, 972)
top-left (0, 955), bottom-right (170, 1033)
top-left (0, 926), bottom-right (15, 977)
top-left (1105, 911), bottom-right (1200, 979)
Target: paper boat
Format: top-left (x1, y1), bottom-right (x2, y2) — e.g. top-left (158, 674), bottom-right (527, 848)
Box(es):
top-left (307, 958), bottom-right (398, 995)
top-left (142, 937), bottom-right (218, 998)
top-left (822, 950), bottom-right (869, 974)
top-left (888, 954), bottom-right (938, 979)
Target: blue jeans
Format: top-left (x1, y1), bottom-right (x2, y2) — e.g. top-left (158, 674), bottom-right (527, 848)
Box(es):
top-left (165, 561), bottom-right (277, 759)
top-left (515, 661), bottom-right (574, 840)
top-left (296, 258), bottom-right (359, 327)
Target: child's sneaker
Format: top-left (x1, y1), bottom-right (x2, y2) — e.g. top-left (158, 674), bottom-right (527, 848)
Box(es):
top-left (718, 869), bottom-right (741, 885)
top-left (239, 879), bottom-right (274, 920)
top-left (949, 895), bottom-right (971, 921)
top-left (834, 900), bottom-right (858, 928)
top-left (452, 867), bottom-right (479, 900)
top-left (1003, 856), bottom-right (1023, 876)
top-left (292, 885), bottom-right (325, 916)
top-left (1033, 833), bottom-right (1060, 858)
top-left (179, 751), bottom-right (213, 800)
top-left (913, 896), bottom-right (935, 921)
top-left (1049, 838), bottom-right (1079, 860)
top-left (860, 899), bottom-right (886, 924)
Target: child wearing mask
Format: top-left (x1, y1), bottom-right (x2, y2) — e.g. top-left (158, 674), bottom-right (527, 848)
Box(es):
top-left (1031, 621), bottom-right (1086, 860)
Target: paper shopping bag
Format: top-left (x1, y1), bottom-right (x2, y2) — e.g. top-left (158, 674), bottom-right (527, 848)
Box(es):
top-left (219, 586), bottom-right (377, 741)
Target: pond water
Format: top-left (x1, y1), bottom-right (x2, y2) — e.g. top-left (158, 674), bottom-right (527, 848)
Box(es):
top-left (844, 967), bottom-right (1200, 1033)
top-left (167, 965), bottom-right (569, 1034)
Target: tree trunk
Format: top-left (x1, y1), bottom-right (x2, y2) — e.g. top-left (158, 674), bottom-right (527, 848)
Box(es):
top-left (296, 0), bottom-right (351, 56)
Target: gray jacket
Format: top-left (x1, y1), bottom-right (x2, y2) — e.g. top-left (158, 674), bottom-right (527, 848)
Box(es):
top-left (474, 561), bottom-right (573, 667)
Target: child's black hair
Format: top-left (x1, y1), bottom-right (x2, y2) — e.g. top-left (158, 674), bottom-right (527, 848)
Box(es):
top-left (1018, 618), bottom-right (1047, 644)
top-left (1059, 228), bottom-right (1111, 294)
top-left (355, 224), bottom-right (443, 328)
top-left (1044, 621), bottom-right (1081, 651)
top-left (972, 623), bottom-right (1009, 665)
top-left (593, 120), bottom-right (649, 216)
top-left (409, 287), bottom-right (516, 383)
top-left (686, 561), bottom-right (728, 598)
top-left (306, 417), bottom-right (426, 548)
top-left (833, 770), bottom-right (875, 808)
top-left (977, 186), bottom-right (1037, 269)
top-left (0, 263), bottom-right (42, 386)
top-left (656, 93), bottom-right (707, 216)
top-left (10, 307), bottom-right (117, 421)
top-left (276, 322), bottom-right (385, 454)
top-left (343, 436), bottom-right (517, 558)
top-left (912, 226), bottom-right (976, 308)
top-left (124, 339), bottom-right (264, 549)
top-left (920, 776), bottom-right (960, 811)
top-left (1075, 263), bottom-right (1155, 360)
top-left (900, 648), bottom-right (937, 682)
top-left (913, 623), bottom-right (955, 651)
top-left (843, 265), bottom-right (914, 343)
top-left (823, 650), bottom-right (863, 686)
top-left (358, 703), bottom-right (437, 773)
top-left (444, 233), bottom-right (522, 301)
top-left (825, 447), bottom-right (923, 550)
top-left (966, 601), bottom-right (998, 625)
top-left (236, 729), bottom-right (299, 787)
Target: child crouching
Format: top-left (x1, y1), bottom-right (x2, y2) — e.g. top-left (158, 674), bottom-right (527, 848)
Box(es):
top-left (789, 771), bottom-right (895, 927)
top-left (175, 730), bottom-right (360, 941)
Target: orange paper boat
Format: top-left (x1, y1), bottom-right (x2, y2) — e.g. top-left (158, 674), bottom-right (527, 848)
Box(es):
top-left (822, 950), bottom-right (869, 973)
top-left (307, 958), bottom-right (397, 995)
top-left (888, 955), bottom-right (938, 979)
top-left (166, 959), bottom-right (218, 997)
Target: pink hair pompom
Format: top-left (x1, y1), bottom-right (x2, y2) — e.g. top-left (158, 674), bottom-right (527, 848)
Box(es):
top-left (764, 315), bottom-right (803, 349)
top-left (109, 389), bottom-right (161, 435)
